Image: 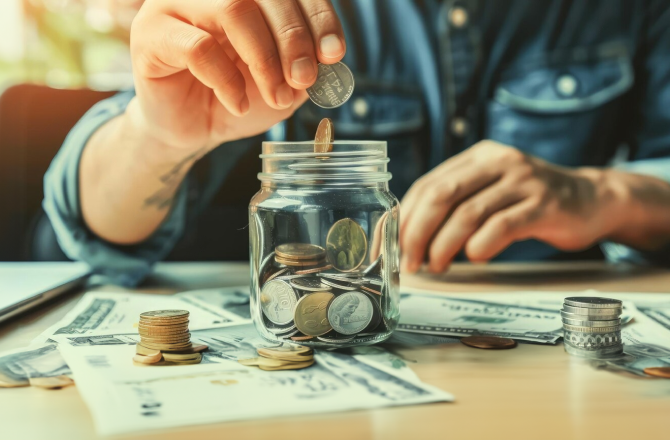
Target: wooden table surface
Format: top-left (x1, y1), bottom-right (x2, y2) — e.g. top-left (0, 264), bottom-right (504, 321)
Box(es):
top-left (1, 262), bottom-right (669, 440)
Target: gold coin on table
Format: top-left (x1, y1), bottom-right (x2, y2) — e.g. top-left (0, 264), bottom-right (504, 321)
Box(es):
top-left (314, 118), bottom-right (334, 154)
top-left (135, 344), bottom-right (161, 356)
top-left (140, 310), bottom-right (189, 319)
top-left (139, 334), bottom-right (191, 343)
top-left (259, 360), bottom-right (315, 371)
top-left (162, 352), bottom-right (202, 362)
top-left (276, 243), bottom-right (326, 260)
top-left (133, 353), bottom-right (163, 364)
top-left (140, 342), bottom-right (193, 351)
top-left (257, 346), bottom-right (313, 362)
top-left (326, 218), bottom-right (368, 272)
top-left (238, 357), bottom-right (292, 368)
top-left (460, 336), bottom-right (517, 349)
top-left (294, 292), bottom-right (335, 336)
top-left (644, 367), bottom-right (670, 378)
top-left (29, 376), bottom-right (75, 389)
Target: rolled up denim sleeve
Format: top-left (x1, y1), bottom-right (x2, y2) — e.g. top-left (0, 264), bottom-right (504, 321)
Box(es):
top-left (602, 2), bottom-right (670, 268)
top-left (43, 90), bottom-right (189, 286)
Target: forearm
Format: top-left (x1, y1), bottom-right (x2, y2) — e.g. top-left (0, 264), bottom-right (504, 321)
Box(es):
top-left (79, 100), bottom-right (203, 245)
top-left (586, 167), bottom-right (670, 251)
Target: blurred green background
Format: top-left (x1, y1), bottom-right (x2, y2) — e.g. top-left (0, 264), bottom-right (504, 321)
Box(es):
top-left (0, 0), bottom-right (138, 90)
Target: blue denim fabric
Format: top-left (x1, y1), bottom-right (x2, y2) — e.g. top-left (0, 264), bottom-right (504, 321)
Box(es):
top-left (44, 0), bottom-right (670, 285)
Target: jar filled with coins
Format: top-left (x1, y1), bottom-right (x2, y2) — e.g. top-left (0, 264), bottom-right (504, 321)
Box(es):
top-left (248, 132), bottom-right (400, 348)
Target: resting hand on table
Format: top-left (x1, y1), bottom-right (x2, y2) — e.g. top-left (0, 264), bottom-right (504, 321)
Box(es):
top-left (400, 140), bottom-right (670, 273)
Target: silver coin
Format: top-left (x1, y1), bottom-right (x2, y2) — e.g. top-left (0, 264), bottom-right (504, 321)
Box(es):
top-left (362, 277), bottom-right (383, 287)
top-left (564, 341), bottom-right (624, 359)
top-left (260, 280), bottom-right (300, 325)
top-left (562, 304), bottom-right (622, 317)
top-left (563, 323), bottom-right (621, 333)
top-left (317, 336), bottom-right (355, 344)
top-left (564, 297), bottom-right (622, 309)
top-left (560, 311), bottom-right (621, 324)
top-left (561, 315), bottom-right (621, 327)
top-left (320, 278), bottom-right (358, 291)
top-left (275, 274), bottom-right (311, 281)
top-left (327, 291), bottom-right (374, 335)
top-left (276, 329), bottom-right (300, 339)
top-left (267, 324), bottom-right (296, 335)
top-left (290, 277), bottom-right (332, 292)
top-left (307, 62), bottom-right (355, 109)
top-left (362, 255), bottom-right (383, 276)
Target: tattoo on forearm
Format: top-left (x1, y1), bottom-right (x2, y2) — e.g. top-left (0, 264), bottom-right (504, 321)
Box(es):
top-left (144, 148), bottom-right (205, 210)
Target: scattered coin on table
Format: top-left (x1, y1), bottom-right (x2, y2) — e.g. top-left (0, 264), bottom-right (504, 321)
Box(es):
top-left (461, 336), bottom-right (517, 349)
top-left (643, 367), bottom-right (670, 378)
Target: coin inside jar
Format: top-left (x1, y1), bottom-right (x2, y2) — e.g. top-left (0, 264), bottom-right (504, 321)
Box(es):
top-left (307, 62), bottom-right (355, 109)
top-left (276, 243), bottom-right (326, 261)
top-left (327, 291), bottom-right (375, 335)
top-left (294, 292), bottom-right (335, 336)
top-left (260, 279), bottom-right (300, 326)
top-left (326, 218), bottom-right (368, 272)
top-left (290, 277), bottom-right (332, 292)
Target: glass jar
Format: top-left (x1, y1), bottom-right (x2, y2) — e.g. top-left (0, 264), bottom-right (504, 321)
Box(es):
top-left (248, 141), bottom-right (400, 348)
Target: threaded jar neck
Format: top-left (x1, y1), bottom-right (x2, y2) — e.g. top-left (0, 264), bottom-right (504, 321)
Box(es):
top-left (258, 141), bottom-right (391, 186)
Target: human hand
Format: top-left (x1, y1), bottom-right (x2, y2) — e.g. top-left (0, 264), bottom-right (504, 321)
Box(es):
top-left (127, 0), bottom-right (346, 154)
top-left (399, 141), bottom-right (620, 273)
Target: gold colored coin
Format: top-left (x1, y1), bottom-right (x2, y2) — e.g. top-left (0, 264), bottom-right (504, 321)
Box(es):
top-left (276, 243), bottom-right (326, 260)
top-left (644, 367), bottom-right (670, 378)
top-left (133, 353), bottom-right (163, 364)
top-left (461, 336), bottom-right (517, 349)
top-left (139, 318), bottom-right (189, 326)
top-left (360, 285), bottom-right (382, 296)
top-left (259, 360), bottom-right (315, 371)
top-left (290, 335), bottom-right (315, 341)
top-left (274, 256), bottom-right (327, 267)
top-left (294, 265), bottom-right (333, 275)
top-left (326, 218), bottom-right (368, 272)
top-left (294, 292), bottom-right (334, 336)
top-left (257, 346), bottom-right (313, 362)
top-left (162, 352), bottom-right (202, 362)
top-left (140, 341), bottom-right (193, 351)
top-left (238, 357), bottom-right (290, 368)
top-left (140, 334), bottom-right (191, 343)
top-left (29, 376), bottom-right (75, 389)
top-left (314, 118), bottom-right (334, 154)
top-left (135, 344), bottom-right (161, 356)
top-left (140, 310), bottom-right (189, 319)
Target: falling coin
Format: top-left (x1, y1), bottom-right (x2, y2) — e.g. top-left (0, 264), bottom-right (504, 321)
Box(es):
top-left (307, 62), bottom-right (355, 109)
top-left (461, 336), bottom-right (517, 349)
top-left (314, 118), bottom-right (334, 154)
top-left (326, 218), bottom-right (368, 272)
top-left (643, 367), bottom-right (670, 378)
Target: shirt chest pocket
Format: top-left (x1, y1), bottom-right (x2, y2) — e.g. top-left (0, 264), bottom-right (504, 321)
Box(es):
top-left (486, 55), bottom-right (634, 167)
top-left (296, 82), bottom-right (430, 196)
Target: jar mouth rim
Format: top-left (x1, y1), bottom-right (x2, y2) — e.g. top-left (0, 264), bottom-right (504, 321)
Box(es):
top-left (262, 141), bottom-right (386, 146)
top-left (260, 150), bottom-right (385, 159)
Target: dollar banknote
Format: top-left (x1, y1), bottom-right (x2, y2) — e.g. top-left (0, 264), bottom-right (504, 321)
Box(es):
top-left (34, 291), bottom-right (249, 344)
top-left (176, 287), bottom-right (252, 319)
top-left (0, 344), bottom-right (70, 387)
top-left (58, 341), bottom-right (453, 436)
top-left (398, 290), bottom-right (564, 343)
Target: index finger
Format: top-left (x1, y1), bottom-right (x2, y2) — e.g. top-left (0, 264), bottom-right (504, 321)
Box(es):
top-left (296, 0), bottom-right (346, 63)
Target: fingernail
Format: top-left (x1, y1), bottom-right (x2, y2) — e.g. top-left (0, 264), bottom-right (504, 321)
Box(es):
top-left (275, 83), bottom-right (294, 108)
top-left (320, 34), bottom-right (344, 58)
top-left (291, 57), bottom-right (316, 85)
top-left (238, 95), bottom-right (250, 115)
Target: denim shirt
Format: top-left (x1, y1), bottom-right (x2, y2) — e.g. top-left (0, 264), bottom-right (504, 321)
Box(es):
top-left (44, 0), bottom-right (670, 286)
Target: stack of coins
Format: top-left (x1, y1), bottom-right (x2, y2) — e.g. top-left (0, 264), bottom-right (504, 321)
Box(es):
top-left (274, 243), bottom-right (329, 269)
top-left (133, 310), bottom-right (207, 366)
top-left (238, 345), bottom-right (314, 371)
top-left (562, 297), bottom-right (623, 359)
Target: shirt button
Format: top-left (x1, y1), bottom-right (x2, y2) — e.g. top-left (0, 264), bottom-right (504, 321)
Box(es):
top-left (556, 74), bottom-right (578, 97)
top-left (449, 7), bottom-right (469, 28)
top-left (451, 117), bottom-right (468, 137)
top-left (352, 97), bottom-right (369, 118)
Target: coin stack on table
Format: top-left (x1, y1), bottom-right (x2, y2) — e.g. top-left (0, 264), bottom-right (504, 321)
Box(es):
top-left (133, 310), bottom-right (207, 366)
top-left (562, 297), bottom-right (623, 359)
top-left (239, 345), bottom-right (314, 371)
